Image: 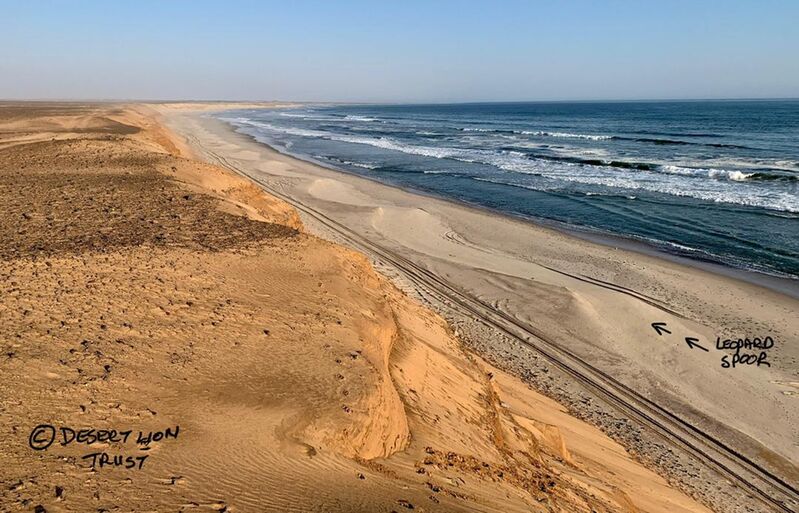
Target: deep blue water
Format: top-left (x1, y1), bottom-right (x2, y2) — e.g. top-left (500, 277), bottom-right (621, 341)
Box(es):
top-left (218, 101), bottom-right (799, 279)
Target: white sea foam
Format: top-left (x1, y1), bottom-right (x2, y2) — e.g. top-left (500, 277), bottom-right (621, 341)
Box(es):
top-left (661, 165), bottom-right (755, 182)
top-left (238, 120), bottom-right (325, 138)
top-left (773, 160), bottom-right (799, 171)
top-left (714, 170), bottom-right (754, 182)
top-left (228, 118), bottom-right (799, 213)
top-left (658, 165), bottom-right (695, 176)
top-left (663, 241), bottom-right (701, 252)
top-left (314, 155), bottom-right (380, 169)
top-left (278, 112), bottom-right (336, 121)
top-left (524, 131), bottom-right (613, 141)
top-left (708, 157), bottom-right (799, 173)
top-left (326, 158), bottom-right (378, 170)
top-left (219, 116), bottom-right (252, 124)
top-left (462, 127), bottom-right (613, 140)
top-left (344, 115), bottom-right (380, 122)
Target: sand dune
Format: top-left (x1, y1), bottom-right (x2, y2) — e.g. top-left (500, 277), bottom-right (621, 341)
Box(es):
top-left (1, 103), bottom-right (717, 512)
top-left (159, 105), bottom-right (798, 513)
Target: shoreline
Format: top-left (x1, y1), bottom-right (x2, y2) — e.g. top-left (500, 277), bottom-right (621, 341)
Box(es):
top-left (161, 105), bottom-right (799, 513)
top-left (228, 118), bottom-right (799, 299)
top-left (1, 102), bottom-right (726, 513)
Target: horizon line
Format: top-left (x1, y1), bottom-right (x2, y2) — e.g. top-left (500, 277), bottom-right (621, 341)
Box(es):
top-left (1, 96), bottom-right (798, 105)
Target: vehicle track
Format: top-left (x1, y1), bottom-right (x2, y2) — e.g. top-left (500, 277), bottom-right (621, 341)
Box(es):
top-left (201, 144), bottom-right (798, 513)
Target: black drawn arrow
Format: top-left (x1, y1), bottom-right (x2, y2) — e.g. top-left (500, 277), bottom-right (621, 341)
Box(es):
top-left (651, 322), bottom-right (671, 336)
top-left (685, 337), bottom-right (709, 352)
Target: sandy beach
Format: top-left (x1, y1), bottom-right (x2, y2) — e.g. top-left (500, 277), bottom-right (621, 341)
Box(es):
top-left (0, 102), bottom-right (737, 513)
top-left (4, 2), bottom-right (798, 512)
top-left (158, 105), bottom-right (799, 513)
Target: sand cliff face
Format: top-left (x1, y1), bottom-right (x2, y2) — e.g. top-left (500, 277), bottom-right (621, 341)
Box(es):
top-left (0, 103), bottom-right (710, 513)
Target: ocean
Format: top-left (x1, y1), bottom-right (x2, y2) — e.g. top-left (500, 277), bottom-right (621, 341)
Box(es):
top-left (217, 101), bottom-right (799, 279)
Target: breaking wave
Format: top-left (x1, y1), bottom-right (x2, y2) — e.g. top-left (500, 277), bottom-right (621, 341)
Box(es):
top-left (227, 117), bottom-right (799, 213)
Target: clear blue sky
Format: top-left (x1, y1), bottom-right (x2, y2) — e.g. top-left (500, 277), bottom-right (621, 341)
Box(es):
top-left (2, 0), bottom-right (798, 102)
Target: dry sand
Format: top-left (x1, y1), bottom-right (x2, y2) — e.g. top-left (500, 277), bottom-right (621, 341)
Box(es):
top-left (159, 105), bottom-right (798, 512)
top-left (0, 102), bottom-right (721, 512)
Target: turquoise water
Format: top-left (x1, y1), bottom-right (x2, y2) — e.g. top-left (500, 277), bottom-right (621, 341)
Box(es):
top-left (219, 101), bottom-right (799, 279)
